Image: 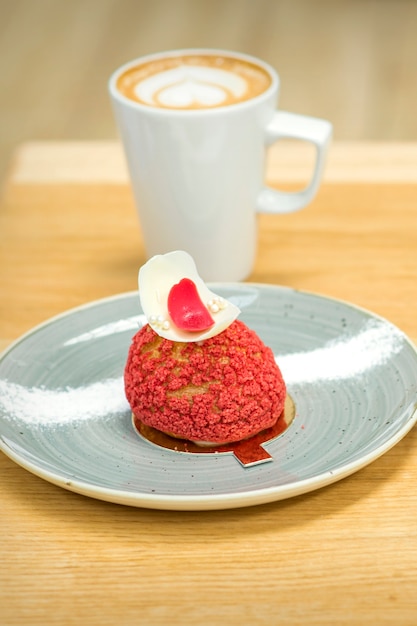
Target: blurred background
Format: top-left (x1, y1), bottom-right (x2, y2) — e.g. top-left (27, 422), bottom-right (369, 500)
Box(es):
top-left (1, 0), bottom-right (416, 185)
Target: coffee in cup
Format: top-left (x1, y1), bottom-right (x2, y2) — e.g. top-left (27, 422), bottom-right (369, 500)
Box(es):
top-left (116, 52), bottom-right (272, 110)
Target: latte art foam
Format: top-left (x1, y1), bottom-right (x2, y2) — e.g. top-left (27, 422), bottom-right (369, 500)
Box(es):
top-left (116, 54), bottom-right (272, 110)
top-left (135, 66), bottom-right (247, 108)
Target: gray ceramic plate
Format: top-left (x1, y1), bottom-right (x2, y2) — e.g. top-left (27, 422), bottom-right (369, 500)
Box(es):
top-left (1, 285), bottom-right (416, 511)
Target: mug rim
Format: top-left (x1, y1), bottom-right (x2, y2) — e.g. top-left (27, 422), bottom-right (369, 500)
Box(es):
top-left (108, 48), bottom-right (279, 115)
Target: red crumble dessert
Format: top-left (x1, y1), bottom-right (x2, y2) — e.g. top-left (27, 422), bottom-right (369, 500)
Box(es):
top-left (124, 250), bottom-right (287, 446)
top-left (124, 319), bottom-right (286, 445)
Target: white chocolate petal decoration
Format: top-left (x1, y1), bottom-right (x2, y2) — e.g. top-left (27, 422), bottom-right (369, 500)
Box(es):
top-left (138, 251), bottom-right (240, 342)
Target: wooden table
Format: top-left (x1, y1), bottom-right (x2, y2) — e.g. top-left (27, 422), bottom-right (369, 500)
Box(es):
top-left (1, 141), bottom-right (417, 625)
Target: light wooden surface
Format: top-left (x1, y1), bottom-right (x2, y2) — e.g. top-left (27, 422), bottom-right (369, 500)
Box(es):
top-left (2, 0), bottom-right (417, 185)
top-left (1, 142), bottom-right (417, 625)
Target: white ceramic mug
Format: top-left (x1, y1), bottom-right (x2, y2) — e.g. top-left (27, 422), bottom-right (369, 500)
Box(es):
top-left (109, 49), bottom-right (332, 281)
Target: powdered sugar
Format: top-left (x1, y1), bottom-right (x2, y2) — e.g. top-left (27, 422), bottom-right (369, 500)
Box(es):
top-left (279, 318), bottom-right (404, 385)
top-left (0, 377), bottom-right (129, 426)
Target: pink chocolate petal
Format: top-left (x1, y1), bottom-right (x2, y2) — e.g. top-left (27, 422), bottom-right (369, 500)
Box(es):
top-left (168, 278), bottom-right (214, 332)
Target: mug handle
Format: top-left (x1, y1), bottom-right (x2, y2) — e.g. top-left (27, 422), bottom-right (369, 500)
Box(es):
top-left (257, 111), bottom-right (333, 214)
